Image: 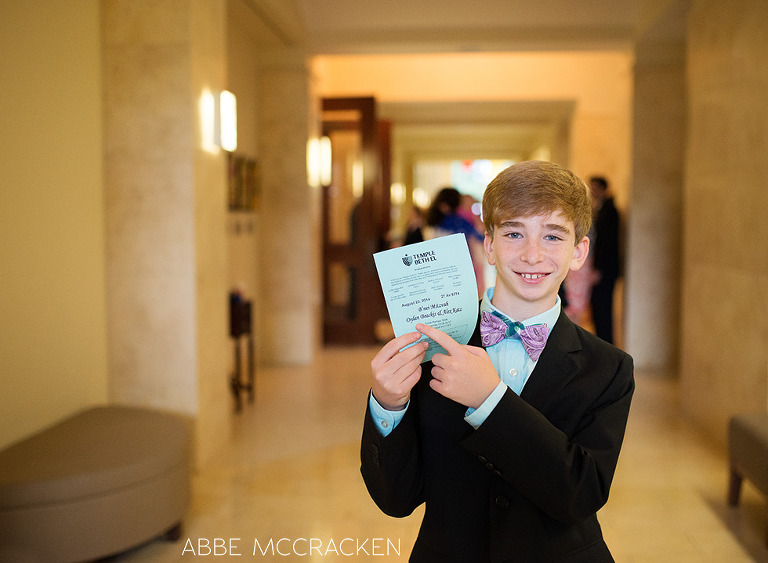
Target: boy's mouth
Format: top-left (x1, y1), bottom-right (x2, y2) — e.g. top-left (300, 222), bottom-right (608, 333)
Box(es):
top-left (519, 272), bottom-right (548, 280)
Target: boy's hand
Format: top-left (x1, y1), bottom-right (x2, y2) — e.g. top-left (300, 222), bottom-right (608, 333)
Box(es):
top-left (417, 324), bottom-right (500, 409)
top-left (371, 331), bottom-right (428, 411)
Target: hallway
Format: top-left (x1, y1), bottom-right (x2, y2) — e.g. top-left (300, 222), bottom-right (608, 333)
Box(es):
top-left (117, 347), bottom-right (767, 562)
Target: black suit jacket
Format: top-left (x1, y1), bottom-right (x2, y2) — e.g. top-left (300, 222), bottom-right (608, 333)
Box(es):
top-left (361, 310), bottom-right (634, 562)
top-left (592, 196), bottom-right (621, 278)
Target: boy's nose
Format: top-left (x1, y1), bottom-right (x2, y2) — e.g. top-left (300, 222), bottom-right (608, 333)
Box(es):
top-left (521, 240), bottom-right (544, 263)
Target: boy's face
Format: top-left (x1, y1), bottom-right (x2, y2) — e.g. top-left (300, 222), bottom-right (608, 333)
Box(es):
top-left (484, 210), bottom-right (589, 320)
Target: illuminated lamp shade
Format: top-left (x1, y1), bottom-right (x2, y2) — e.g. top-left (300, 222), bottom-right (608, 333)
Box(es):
top-left (306, 136), bottom-right (332, 187)
top-left (201, 89), bottom-right (237, 153)
top-left (412, 188), bottom-right (431, 209)
top-left (201, 89), bottom-right (217, 153)
top-left (218, 90), bottom-right (237, 152)
top-left (390, 182), bottom-right (406, 205)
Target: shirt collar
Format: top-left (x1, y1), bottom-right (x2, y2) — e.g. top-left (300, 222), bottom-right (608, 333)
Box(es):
top-left (480, 286), bottom-right (561, 329)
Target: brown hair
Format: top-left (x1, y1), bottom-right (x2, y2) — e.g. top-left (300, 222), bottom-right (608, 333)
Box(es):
top-left (482, 160), bottom-right (592, 243)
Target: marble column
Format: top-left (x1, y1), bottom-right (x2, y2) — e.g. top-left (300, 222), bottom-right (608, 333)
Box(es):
top-left (102, 0), bottom-right (231, 466)
top-left (255, 51), bottom-right (320, 366)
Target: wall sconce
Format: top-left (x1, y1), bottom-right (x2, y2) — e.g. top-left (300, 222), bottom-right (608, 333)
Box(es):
top-left (201, 89), bottom-right (237, 153)
top-left (390, 182), bottom-right (406, 206)
top-left (413, 188), bottom-right (430, 209)
top-left (218, 90), bottom-right (237, 152)
top-left (307, 136), bottom-right (332, 187)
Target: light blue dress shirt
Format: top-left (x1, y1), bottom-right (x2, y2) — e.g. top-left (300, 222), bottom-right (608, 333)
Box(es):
top-left (369, 287), bottom-right (561, 436)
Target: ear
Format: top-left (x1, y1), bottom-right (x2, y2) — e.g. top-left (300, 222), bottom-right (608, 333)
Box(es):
top-left (483, 232), bottom-right (496, 266)
top-left (569, 236), bottom-right (590, 271)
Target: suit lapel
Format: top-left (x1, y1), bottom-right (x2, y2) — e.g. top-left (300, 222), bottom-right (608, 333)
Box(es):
top-left (520, 311), bottom-right (582, 411)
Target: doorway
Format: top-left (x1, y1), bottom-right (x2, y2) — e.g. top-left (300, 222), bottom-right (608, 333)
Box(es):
top-left (321, 97), bottom-right (390, 345)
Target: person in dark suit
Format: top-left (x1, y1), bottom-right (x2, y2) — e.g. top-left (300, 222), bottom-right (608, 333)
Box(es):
top-left (589, 176), bottom-right (621, 344)
top-left (361, 161), bottom-right (634, 562)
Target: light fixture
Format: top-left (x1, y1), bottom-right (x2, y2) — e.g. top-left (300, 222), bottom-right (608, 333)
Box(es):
top-left (200, 89), bottom-right (237, 153)
top-left (352, 160), bottom-right (363, 198)
top-left (413, 188), bottom-right (430, 209)
top-left (201, 89), bottom-right (217, 153)
top-left (390, 182), bottom-right (406, 205)
top-left (218, 90), bottom-right (237, 152)
top-left (307, 136), bottom-right (332, 187)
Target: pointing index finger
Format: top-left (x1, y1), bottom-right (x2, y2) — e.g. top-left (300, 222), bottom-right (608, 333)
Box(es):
top-left (416, 323), bottom-right (462, 355)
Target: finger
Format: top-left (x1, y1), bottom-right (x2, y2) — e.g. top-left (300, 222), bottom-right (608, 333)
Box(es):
top-left (373, 331), bottom-right (423, 365)
top-left (372, 338), bottom-right (427, 384)
top-left (429, 351), bottom-right (445, 367)
top-left (372, 347), bottom-right (424, 399)
top-left (416, 323), bottom-right (463, 355)
top-left (377, 357), bottom-right (423, 389)
top-left (393, 344), bottom-right (427, 377)
top-left (401, 364), bottom-right (422, 388)
top-left (464, 345), bottom-right (488, 358)
top-left (429, 351), bottom-right (454, 371)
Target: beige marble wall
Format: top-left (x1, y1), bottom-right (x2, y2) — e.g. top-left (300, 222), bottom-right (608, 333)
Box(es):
top-left (255, 52), bottom-right (320, 365)
top-left (103, 0), bottom-right (197, 414)
top-left (681, 0), bottom-right (768, 445)
top-left (191, 1), bottom-right (233, 468)
top-left (625, 45), bottom-right (686, 369)
top-left (103, 0), bottom-right (231, 466)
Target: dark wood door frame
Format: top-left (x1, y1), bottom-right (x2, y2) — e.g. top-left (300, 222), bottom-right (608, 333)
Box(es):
top-left (321, 97), bottom-right (389, 345)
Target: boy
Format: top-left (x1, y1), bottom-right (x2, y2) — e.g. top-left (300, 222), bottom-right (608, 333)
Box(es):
top-left (360, 160), bottom-right (634, 562)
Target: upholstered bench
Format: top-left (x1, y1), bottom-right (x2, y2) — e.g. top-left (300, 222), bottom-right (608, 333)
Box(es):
top-left (0, 406), bottom-right (191, 562)
top-left (728, 412), bottom-right (768, 546)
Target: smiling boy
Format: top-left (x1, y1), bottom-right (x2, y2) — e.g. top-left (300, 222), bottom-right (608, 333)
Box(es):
top-left (360, 160), bottom-right (634, 562)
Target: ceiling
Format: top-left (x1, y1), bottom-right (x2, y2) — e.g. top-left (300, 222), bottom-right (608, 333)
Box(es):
top-left (228, 0), bottom-right (687, 167)
top-left (231, 0), bottom-right (686, 55)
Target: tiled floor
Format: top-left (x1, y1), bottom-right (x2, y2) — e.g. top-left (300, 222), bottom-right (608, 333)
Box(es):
top-left (115, 347), bottom-right (768, 562)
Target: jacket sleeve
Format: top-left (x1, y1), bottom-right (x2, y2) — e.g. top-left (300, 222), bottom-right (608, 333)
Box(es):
top-left (460, 352), bottom-right (634, 525)
top-left (360, 390), bottom-right (425, 518)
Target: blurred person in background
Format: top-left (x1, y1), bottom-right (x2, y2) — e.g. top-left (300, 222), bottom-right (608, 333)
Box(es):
top-left (588, 176), bottom-right (621, 344)
top-left (426, 187), bottom-right (485, 296)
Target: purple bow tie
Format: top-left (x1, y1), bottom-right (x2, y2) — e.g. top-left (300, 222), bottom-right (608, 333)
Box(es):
top-left (480, 311), bottom-right (549, 361)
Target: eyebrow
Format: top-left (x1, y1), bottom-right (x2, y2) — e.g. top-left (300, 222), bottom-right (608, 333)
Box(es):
top-left (497, 220), bottom-right (572, 235)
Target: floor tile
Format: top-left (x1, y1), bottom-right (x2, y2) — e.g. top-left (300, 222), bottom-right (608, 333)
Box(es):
top-left (111, 349), bottom-right (768, 562)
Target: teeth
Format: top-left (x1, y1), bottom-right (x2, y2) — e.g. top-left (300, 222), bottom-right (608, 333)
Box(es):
top-left (521, 273), bottom-right (545, 279)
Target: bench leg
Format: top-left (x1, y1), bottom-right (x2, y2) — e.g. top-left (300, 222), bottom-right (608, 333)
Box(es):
top-left (728, 466), bottom-right (743, 506)
top-left (765, 507), bottom-right (768, 549)
top-left (164, 522), bottom-right (183, 542)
